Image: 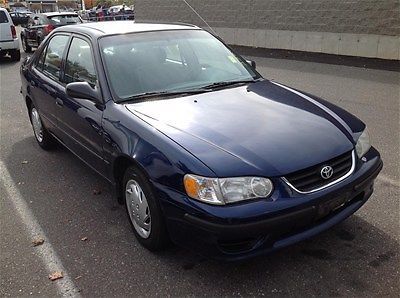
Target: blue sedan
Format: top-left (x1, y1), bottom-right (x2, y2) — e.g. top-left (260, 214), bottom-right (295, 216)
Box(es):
top-left (20, 21), bottom-right (382, 260)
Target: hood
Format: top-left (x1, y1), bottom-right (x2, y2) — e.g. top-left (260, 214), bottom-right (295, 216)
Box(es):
top-left (125, 80), bottom-right (355, 177)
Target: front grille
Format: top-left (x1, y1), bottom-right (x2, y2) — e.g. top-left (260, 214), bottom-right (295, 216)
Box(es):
top-left (284, 151), bottom-right (353, 193)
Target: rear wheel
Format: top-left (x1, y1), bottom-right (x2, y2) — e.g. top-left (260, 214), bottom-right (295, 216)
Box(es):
top-left (10, 49), bottom-right (20, 61)
top-left (29, 104), bottom-right (56, 150)
top-left (123, 166), bottom-right (169, 251)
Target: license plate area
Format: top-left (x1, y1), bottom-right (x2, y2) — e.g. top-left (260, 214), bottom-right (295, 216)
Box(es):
top-left (317, 195), bottom-right (349, 219)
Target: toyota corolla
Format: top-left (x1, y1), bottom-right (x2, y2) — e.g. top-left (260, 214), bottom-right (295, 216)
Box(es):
top-left (20, 21), bottom-right (382, 260)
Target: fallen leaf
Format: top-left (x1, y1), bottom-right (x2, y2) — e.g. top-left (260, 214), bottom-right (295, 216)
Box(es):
top-left (49, 271), bottom-right (63, 281)
top-left (21, 160), bottom-right (29, 164)
top-left (32, 238), bottom-right (44, 247)
top-left (92, 189), bottom-right (101, 195)
top-left (81, 237), bottom-right (88, 241)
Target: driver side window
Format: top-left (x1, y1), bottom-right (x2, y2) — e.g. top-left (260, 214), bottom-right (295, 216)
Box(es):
top-left (64, 37), bottom-right (97, 87)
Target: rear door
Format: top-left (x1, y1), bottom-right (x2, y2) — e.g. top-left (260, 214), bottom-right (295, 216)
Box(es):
top-left (0, 10), bottom-right (12, 43)
top-left (30, 34), bottom-right (70, 133)
top-left (57, 35), bottom-right (105, 174)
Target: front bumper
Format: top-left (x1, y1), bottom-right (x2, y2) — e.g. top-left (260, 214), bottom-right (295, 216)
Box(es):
top-left (156, 147), bottom-right (382, 260)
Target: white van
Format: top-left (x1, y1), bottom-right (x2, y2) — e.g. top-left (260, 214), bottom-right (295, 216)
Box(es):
top-left (0, 8), bottom-right (21, 61)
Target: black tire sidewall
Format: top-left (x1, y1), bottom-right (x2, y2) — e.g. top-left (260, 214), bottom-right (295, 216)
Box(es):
top-left (123, 166), bottom-right (168, 251)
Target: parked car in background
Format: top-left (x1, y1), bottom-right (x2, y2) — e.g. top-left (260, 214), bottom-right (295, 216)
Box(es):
top-left (0, 8), bottom-right (20, 61)
top-left (20, 22), bottom-right (382, 260)
top-left (10, 11), bottom-right (30, 26)
top-left (20, 12), bottom-right (82, 53)
top-left (108, 5), bottom-right (134, 20)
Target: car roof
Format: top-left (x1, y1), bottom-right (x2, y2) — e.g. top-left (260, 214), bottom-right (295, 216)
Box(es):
top-left (60, 21), bottom-right (200, 37)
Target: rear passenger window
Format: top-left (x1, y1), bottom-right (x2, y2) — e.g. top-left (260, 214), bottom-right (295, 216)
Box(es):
top-left (0, 11), bottom-right (8, 23)
top-left (42, 35), bottom-right (69, 81)
top-left (64, 37), bottom-right (97, 86)
top-left (36, 46), bottom-right (46, 70)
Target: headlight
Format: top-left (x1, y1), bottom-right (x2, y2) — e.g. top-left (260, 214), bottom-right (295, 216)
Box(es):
top-left (184, 174), bottom-right (273, 205)
top-left (355, 127), bottom-right (371, 158)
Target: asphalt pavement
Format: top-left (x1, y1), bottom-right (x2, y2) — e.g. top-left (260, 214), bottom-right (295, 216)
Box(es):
top-left (1, 31), bottom-right (399, 297)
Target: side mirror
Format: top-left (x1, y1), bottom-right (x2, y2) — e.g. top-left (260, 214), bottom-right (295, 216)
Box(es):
top-left (66, 82), bottom-right (101, 104)
top-left (246, 60), bottom-right (256, 69)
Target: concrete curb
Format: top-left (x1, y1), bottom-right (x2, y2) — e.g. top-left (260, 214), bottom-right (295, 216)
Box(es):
top-left (215, 27), bottom-right (400, 61)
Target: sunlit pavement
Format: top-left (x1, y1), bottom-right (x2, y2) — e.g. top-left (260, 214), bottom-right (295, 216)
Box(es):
top-left (1, 27), bottom-right (399, 296)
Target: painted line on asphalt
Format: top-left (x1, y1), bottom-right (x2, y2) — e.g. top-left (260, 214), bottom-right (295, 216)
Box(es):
top-left (377, 174), bottom-right (400, 188)
top-left (0, 160), bottom-right (81, 297)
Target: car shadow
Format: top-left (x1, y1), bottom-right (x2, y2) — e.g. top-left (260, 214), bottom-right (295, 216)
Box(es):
top-left (0, 55), bottom-right (20, 64)
top-left (3, 136), bottom-right (399, 296)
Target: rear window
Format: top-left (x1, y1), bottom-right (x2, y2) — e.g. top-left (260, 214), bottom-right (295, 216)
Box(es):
top-left (48, 15), bottom-right (81, 25)
top-left (0, 11), bottom-right (9, 23)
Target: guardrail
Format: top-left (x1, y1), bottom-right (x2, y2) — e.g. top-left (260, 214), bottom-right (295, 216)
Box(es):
top-left (81, 15), bottom-right (134, 22)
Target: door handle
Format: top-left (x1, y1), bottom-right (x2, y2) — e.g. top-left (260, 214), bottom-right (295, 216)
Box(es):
top-left (55, 98), bottom-right (64, 107)
top-left (44, 85), bottom-right (56, 95)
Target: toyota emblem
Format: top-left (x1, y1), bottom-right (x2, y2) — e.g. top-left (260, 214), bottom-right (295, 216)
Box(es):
top-left (320, 165), bottom-right (334, 179)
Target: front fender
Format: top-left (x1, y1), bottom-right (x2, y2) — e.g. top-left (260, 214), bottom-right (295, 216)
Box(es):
top-left (103, 101), bottom-right (216, 193)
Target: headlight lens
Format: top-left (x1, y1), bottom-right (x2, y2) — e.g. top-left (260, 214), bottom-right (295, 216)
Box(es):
top-left (355, 128), bottom-right (371, 158)
top-left (184, 174), bottom-right (273, 205)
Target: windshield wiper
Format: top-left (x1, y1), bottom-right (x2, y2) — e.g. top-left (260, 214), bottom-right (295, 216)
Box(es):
top-left (117, 89), bottom-right (211, 103)
top-left (201, 79), bottom-right (258, 90)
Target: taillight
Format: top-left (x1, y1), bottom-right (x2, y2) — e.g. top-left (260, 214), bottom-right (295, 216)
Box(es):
top-left (44, 24), bottom-right (54, 35)
top-left (10, 25), bottom-right (17, 39)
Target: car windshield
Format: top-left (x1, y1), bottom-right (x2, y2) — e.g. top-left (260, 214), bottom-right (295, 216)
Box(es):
top-left (48, 14), bottom-right (82, 25)
top-left (99, 30), bottom-right (260, 101)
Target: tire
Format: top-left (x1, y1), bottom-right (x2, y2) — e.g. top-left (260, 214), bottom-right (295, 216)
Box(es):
top-left (29, 104), bottom-right (56, 150)
top-left (10, 49), bottom-right (21, 62)
top-left (22, 36), bottom-right (32, 53)
top-left (123, 166), bottom-right (169, 251)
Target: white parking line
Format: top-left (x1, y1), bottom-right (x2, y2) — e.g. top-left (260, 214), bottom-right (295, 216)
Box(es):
top-left (377, 174), bottom-right (400, 188)
top-left (0, 160), bottom-right (80, 297)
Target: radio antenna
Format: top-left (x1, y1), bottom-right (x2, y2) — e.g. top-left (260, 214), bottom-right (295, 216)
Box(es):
top-left (182, 0), bottom-right (217, 35)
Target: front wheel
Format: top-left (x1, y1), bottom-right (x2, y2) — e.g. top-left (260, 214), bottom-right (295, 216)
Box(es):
top-left (29, 105), bottom-right (56, 150)
top-left (123, 166), bottom-right (169, 251)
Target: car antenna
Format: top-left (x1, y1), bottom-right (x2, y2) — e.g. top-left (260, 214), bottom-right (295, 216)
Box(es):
top-left (182, 0), bottom-right (217, 35)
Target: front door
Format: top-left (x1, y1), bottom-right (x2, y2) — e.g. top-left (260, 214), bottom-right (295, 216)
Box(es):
top-left (57, 36), bottom-right (105, 175)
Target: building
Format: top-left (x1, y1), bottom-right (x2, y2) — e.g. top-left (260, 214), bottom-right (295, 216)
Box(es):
top-left (27, 0), bottom-right (57, 12)
top-left (135, 0), bottom-right (400, 60)
top-left (4, 0), bottom-right (81, 12)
